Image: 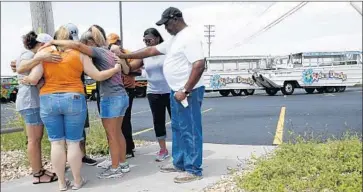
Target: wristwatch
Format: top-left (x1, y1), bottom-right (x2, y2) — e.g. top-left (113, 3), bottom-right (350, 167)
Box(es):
top-left (180, 88), bottom-right (190, 95)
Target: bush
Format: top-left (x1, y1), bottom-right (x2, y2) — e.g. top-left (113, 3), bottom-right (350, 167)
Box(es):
top-left (236, 132), bottom-right (362, 192)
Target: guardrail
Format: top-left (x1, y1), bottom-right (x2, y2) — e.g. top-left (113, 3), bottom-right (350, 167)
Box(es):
top-left (1, 119), bottom-right (102, 135)
top-left (1, 127), bottom-right (24, 134)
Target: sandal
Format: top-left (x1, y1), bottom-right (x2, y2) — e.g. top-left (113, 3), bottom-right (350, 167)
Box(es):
top-left (33, 169), bottom-right (58, 184)
top-left (72, 177), bottom-right (87, 190)
top-left (60, 179), bottom-right (71, 191)
top-left (42, 168), bottom-right (58, 178)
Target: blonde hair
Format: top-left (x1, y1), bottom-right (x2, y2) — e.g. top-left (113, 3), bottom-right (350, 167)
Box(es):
top-left (80, 26), bottom-right (107, 47)
top-left (54, 26), bottom-right (71, 41)
top-left (54, 26), bottom-right (71, 51)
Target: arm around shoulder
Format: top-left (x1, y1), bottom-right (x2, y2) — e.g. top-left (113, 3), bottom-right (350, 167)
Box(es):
top-left (22, 64), bottom-right (44, 85)
top-left (51, 40), bottom-right (94, 57)
top-left (81, 53), bottom-right (119, 81)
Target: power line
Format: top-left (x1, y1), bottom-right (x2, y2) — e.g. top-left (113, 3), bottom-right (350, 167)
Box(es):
top-left (227, 2), bottom-right (308, 53)
top-left (350, 2), bottom-right (362, 16)
top-left (204, 25), bottom-right (215, 57)
top-left (227, 2), bottom-right (276, 40)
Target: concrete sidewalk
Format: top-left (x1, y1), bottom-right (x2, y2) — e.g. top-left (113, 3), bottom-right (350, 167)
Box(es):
top-left (1, 143), bottom-right (275, 192)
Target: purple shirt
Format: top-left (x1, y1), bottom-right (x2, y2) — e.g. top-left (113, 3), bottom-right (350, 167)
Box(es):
top-left (91, 47), bottom-right (126, 97)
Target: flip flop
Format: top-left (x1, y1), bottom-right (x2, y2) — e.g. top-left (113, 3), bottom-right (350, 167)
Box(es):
top-left (72, 177), bottom-right (87, 190)
top-left (59, 179), bottom-right (71, 191)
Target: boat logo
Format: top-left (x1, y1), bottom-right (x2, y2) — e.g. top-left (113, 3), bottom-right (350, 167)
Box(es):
top-left (302, 69), bottom-right (347, 85)
top-left (210, 74), bottom-right (255, 89)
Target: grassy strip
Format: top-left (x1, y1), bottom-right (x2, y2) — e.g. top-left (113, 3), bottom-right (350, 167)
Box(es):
top-left (236, 132), bottom-right (362, 192)
top-left (1, 114), bottom-right (147, 165)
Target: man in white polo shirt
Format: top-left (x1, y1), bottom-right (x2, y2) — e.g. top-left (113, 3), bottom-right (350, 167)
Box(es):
top-left (113, 7), bottom-right (206, 183)
top-left (112, 7), bottom-right (205, 183)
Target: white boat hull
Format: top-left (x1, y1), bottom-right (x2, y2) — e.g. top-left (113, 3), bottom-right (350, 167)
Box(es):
top-left (257, 64), bottom-right (362, 88)
top-left (203, 71), bottom-right (263, 90)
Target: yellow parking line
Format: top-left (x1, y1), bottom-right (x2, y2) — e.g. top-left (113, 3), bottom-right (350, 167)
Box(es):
top-left (273, 106), bottom-right (286, 145)
top-left (132, 108), bottom-right (213, 136)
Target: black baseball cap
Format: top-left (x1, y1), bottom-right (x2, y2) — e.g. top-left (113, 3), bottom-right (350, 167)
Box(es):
top-left (156, 7), bottom-right (183, 26)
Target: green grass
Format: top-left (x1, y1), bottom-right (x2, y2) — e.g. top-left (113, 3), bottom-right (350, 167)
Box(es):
top-left (235, 132), bottom-right (362, 192)
top-left (1, 113), bottom-right (146, 166)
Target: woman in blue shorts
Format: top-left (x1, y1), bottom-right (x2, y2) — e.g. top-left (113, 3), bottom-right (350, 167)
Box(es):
top-left (15, 31), bottom-right (60, 184)
top-left (46, 25), bottom-right (131, 179)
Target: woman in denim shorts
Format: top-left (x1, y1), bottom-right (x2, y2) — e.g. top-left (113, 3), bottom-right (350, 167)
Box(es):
top-left (15, 31), bottom-right (61, 184)
top-left (47, 25), bottom-right (131, 179)
top-left (21, 26), bottom-right (121, 190)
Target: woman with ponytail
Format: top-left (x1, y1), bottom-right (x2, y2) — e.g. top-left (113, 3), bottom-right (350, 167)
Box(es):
top-left (40, 24), bottom-right (131, 179)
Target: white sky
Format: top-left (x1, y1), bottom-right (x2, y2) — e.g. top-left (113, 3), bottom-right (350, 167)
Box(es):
top-left (1, 2), bottom-right (362, 76)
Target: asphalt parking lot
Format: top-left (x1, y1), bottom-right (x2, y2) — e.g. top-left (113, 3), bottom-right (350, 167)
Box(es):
top-left (1, 88), bottom-right (362, 145)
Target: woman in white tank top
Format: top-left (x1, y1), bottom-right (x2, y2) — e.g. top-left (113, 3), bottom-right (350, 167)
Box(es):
top-left (110, 28), bottom-right (171, 162)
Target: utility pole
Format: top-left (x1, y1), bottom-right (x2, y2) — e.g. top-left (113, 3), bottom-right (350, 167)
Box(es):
top-left (29, 2), bottom-right (55, 35)
top-left (119, 1), bottom-right (123, 48)
top-left (204, 25), bottom-right (215, 57)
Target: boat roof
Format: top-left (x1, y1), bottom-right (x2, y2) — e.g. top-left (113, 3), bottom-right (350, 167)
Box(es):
top-left (206, 55), bottom-right (270, 61)
top-left (293, 51), bottom-right (362, 57)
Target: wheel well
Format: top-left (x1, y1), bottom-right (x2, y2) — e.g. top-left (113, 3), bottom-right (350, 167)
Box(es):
top-left (284, 81), bottom-right (301, 88)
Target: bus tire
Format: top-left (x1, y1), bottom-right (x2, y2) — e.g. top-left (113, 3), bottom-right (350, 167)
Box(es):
top-left (325, 87), bottom-right (335, 93)
top-left (281, 82), bottom-right (295, 95)
top-left (265, 88), bottom-right (278, 96)
top-left (243, 89), bottom-right (255, 95)
top-left (91, 90), bottom-right (97, 101)
top-left (336, 86), bottom-right (346, 92)
top-left (316, 87), bottom-right (325, 93)
top-left (304, 88), bottom-right (315, 94)
top-left (219, 90), bottom-right (230, 97)
top-left (231, 89), bottom-right (243, 96)
top-left (339, 86), bottom-right (346, 92)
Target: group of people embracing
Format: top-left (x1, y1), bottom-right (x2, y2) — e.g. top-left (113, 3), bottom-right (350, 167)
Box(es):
top-left (10, 7), bottom-right (206, 190)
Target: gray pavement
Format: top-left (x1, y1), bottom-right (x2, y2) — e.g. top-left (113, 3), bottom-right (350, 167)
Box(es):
top-left (133, 88), bottom-right (362, 145)
top-left (1, 88), bottom-right (361, 191)
top-left (1, 88), bottom-right (362, 145)
top-left (1, 142), bottom-right (275, 192)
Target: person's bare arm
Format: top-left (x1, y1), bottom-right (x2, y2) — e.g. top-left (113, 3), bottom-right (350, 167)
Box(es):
top-left (114, 55), bottom-right (131, 75)
top-left (21, 64), bottom-right (44, 85)
top-left (10, 60), bottom-right (17, 73)
top-left (82, 53), bottom-right (120, 81)
top-left (111, 46), bottom-right (162, 59)
top-left (183, 59), bottom-right (205, 92)
top-left (45, 40), bottom-right (94, 57)
top-left (128, 59), bottom-right (144, 71)
top-left (109, 45), bottom-right (144, 75)
top-left (17, 52), bottom-right (62, 73)
top-left (16, 58), bottom-right (42, 73)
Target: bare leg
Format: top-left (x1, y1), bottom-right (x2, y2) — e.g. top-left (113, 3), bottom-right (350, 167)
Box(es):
top-left (66, 141), bottom-right (83, 185)
top-left (117, 117), bottom-right (126, 163)
top-left (26, 124), bottom-right (54, 183)
top-left (102, 117), bottom-right (123, 169)
top-left (51, 140), bottom-right (67, 189)
top-left (158, 139), bottom-right (167, 151)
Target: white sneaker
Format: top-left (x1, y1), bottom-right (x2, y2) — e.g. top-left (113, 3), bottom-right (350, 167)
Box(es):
top-left (96, 157), bottom-right (112, 169)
